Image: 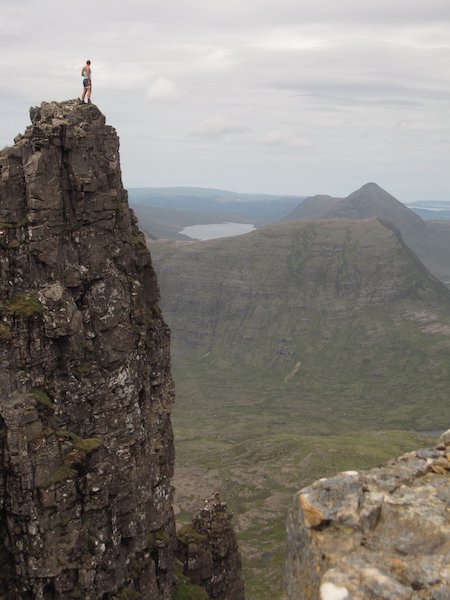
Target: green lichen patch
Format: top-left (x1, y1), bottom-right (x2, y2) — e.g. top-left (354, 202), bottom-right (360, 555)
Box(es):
top-left (133, 233), bottom-right (149, 256)
top-left (115, 201), bottom-right (128, 214)
top-left (68, 586), bottom-right (82, 599)
top-left (147, 527), bottom-right (170, 551)
top-left (43, 428), bottom-right (104, 486)
top-left (171, 582), bottom-right (208, 600)
top-left (7, 239), bottom-right (20, 249)
top-left (172, 563), bottom-right (208, 600)
top-left (72, 362), bottom-right (93, 377)
top-left (0, 322), bottom-right (12, 343)
top-left (31, 388), bottom-right (54, 411)
top-left (75, 436), bottom-right (103, 453)
top-left (127, 554), bottom-right (152, 579)
top-left (0, 217), bottom-right (28, 230)
top-left (1, 295), bottom-right (43, 318)
top-left (45, 464), bottom-right (77, 486)
top-left (57, 430), bottom-right (102, 454)
top-left (133, 233), bottom-right (147, 248)
top-left (177, 525), bottom-right (208, 547)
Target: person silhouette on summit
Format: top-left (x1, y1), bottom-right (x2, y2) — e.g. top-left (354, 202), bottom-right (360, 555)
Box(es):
top-left (81, 60), bottom-right (92, 104)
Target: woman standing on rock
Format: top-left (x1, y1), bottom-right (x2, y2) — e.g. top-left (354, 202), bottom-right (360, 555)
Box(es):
top-left (81, 60), bottom-right (92, 104)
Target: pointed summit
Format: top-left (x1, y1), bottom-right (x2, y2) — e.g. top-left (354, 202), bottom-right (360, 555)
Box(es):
top-left (284, 182), bottom-right (450, 282)
top-left (337, 182), bottom-right (424, 226)
top-left (285, 182), bottom-right (424, 232)
top-left (346, 182), bottom-right (399, 203)
top-left (353, 181), bottom-right (389, 194)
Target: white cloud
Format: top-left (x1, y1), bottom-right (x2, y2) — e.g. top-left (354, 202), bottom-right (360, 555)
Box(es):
top-left (147, 78), bottom-right (180, 102)
top-left (260, 131), bottom-right (311, 149)
top-left (0, 0), bottom-right (449, 200)
top-left (197, 49), bottom-right (234, 71)
top-left (192, 115), bottom-right (247, 138)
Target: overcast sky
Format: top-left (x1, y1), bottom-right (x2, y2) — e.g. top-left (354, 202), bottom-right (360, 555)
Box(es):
top-left (1, 0), bottom-right (449, 201)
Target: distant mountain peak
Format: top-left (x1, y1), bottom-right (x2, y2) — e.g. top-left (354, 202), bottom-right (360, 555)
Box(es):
top-left (358, 182), bottom-right (386, 192)
top-left (284, 182), bottom-right (433, 260)
top-left (346, 182), bottom-right (395, 201)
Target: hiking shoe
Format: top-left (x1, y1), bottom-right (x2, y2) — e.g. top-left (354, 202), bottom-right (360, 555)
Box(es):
top-left (87, 99), bottom-right (91, 104)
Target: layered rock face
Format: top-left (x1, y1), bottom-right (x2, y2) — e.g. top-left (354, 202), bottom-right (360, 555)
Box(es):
top-left (0, 101), bottom-right (176, 599)
top-left (286, 431), bottom-right (450, 599)
top-left (177, 494), bottom-right (245, 600)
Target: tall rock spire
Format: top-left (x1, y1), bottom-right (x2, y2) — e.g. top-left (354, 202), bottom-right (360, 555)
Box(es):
top-left (0, 100), bottom-right (176, 599)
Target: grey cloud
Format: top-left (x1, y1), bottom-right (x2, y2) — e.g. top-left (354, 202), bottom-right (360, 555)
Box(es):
top-left (259, 131), bottom-right (312, 150)
top-left (294, 93), bottom-right (424, 108)
top-left (0, 0), bottom-right (449, 201)
top-left (191, 115), bottom-right (248, 138)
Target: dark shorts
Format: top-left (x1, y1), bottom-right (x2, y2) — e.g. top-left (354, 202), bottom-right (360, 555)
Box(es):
top-left (83, 78), bottom-right (91, 89)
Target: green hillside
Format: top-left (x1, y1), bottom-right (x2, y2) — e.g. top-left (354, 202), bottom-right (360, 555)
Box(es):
top-left (151, 219), bottom-right (450, 432)
top-left (150, 218), bottom-right (450, 599)
top-left (285, 182), bottom-right (450, 283)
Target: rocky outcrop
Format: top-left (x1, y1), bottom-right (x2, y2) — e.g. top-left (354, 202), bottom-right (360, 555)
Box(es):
top-left (286, 430), bottom-right (450, 599)
top-left (0, 100), bottom-right (176, 599)
top-left (177, 494), bottom-right (245, 599)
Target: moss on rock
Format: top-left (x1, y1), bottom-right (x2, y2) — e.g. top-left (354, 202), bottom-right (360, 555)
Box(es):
top-left (1, 295), bottom-right (43, 318)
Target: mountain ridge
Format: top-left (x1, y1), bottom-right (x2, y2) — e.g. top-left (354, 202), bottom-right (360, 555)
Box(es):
top-left (286, 182), bottom-right (425, 230)
top-left (285, 182), bottom-right (450, 283)
top-left (150, 217), bottom-right (450, 431)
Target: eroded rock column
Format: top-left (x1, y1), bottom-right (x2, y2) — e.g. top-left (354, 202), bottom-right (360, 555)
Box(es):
top-left (177, 493), bottom-right (245, 599)
top-left (0, 100), bottom-right (176, 599)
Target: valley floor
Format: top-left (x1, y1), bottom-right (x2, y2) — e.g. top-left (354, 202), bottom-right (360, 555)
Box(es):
top-left (172, 373), bottom-right (433, 600)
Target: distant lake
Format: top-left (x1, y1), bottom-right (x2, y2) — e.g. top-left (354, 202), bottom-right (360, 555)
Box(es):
top-left (180, 222), bottom-right (256, 240)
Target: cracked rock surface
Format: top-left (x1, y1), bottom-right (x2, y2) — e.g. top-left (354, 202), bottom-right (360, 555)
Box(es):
top-left (286, 430), bottom-right (450, 600)
top-left (0, 100), bottom-right (176, 599)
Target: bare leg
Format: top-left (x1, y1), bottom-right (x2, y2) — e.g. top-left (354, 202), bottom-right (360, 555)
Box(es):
top-left (81, 86), bottom-right (87, 102)
top-left (87, 83), bottom-right (92, 102)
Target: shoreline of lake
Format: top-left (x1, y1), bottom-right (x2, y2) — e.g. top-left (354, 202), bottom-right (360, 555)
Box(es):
top-left (180, 222), bottom-right (257, 240)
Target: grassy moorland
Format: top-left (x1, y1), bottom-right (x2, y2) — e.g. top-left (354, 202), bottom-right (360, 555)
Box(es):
top-left (150, 218), bottom-right (450, 598)
top-left (173, 406), bottom-right (432, 599)
top-left (152, 220), bottom-right (450, 430)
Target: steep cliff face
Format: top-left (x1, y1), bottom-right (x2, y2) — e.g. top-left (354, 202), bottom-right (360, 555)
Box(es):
top-left (286, 430), bottom-right (450, 599)
top-left (0, 100), bottom-right (176, 599)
